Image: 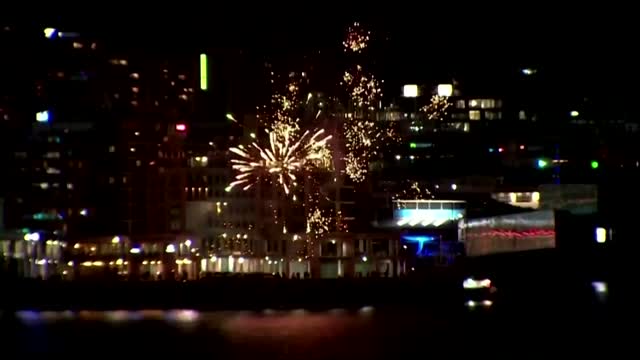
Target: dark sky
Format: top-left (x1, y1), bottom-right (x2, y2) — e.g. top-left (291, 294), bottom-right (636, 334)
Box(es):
top-left (33, 7), bottom-right (639, 102)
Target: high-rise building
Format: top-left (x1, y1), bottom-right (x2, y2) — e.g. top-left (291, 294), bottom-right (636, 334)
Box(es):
top-left (0, 25), bottom-right (200, 278)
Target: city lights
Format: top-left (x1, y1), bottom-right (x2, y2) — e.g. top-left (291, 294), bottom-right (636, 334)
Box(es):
top-left (7, 19), bottom-right (625, 284)
top-left (43, 28), bottom-right (57, 38)
top-left (437, 84), bottom-right (453, 97)
top-left (403, 84), bottom-right (419, 98)
top-left (36, 110), bottom-right (50, 122)
top-left (537, 159), bottom-right (548, 169)
top-left (595, 227), bottom-right (607, 243)
top-left (200, 54), bottom-right (208, 90)
top-left (23, 233), bottom-right (40, 241)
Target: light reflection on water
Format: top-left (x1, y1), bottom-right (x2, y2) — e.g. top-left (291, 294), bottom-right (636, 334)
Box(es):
top-left (6, 298), bottom-right (611, 358)
top-left (16, 309), bottom-right (206, 324)
top-left (15, 306), bottom-right (375, 328)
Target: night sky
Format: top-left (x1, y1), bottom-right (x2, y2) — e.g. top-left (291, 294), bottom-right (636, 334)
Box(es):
top-left (31, 7), bottom-right (639, 104)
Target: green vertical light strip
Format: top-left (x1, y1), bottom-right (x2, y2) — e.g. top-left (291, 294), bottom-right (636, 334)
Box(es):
top-left (200, 54), bottom-right (208, 90)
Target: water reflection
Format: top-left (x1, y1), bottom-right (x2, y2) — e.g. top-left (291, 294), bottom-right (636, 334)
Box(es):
top-left (11, 307), bottom-right (381, 357)
top-left (6, 298), bottom-right (612, 358)
top-left (14, 307), bottom-right (373, 327)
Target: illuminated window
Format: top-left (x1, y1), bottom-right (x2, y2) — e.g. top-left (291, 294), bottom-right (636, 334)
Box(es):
top-left (109, 177), bottom-right (115, 184)
top-left (519, 111), bottom-right (526, 120)
top-left (136, 160), bottom-right (142, 167)
top-left (130, 73), bottom-right (139, 79)
top-left (131, 87), bottom-right (139, 93)
top-left (72, 42), bottom-right (83, 49)
top-left (44, 152), bottom-right (60, 159)
top-left (469, 99), bottom-right (498, 109)
top-left (480, 99), bottom-right (495, 109)
top-left (485, 111), bottom-right (498, 120)
top-left (109, 146), bottom-right (115, 153)
top-left (469, 110), bottom-right (481, 120)
top-left (109, 59), bottom-right (128, 66)
top-left (455, 100), bottom-right (466, 109)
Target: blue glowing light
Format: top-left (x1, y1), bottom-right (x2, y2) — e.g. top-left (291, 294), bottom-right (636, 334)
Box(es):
top-left (402, 235), bottom-right (436, 256)
top-left (394, 208), bottom-right (464, 227)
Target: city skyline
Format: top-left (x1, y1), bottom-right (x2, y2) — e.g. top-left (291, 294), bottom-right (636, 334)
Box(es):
top-left (0, 15), bottom-right (632, 280)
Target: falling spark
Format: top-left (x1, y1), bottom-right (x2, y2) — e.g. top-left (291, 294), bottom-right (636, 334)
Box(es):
top-left (306, 207), bottom-right (330, 235)
top-left (393, 181), bottom-right (434, 200)
top-left (422, 95), bottom-right (451, 121)
top-left (341, 65), bottom-right (382, 109)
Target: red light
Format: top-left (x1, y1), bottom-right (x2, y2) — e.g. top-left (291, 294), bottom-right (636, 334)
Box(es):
top-left (175, 124), bottom-right (187, 131)
top-left (498, 147), bottom-right (504, 153)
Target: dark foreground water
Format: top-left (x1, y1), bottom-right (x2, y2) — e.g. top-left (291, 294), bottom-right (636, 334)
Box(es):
top-left (1, 286), bottom-right (615, 358)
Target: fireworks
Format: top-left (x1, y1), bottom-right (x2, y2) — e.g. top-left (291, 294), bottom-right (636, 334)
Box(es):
top-left (422, 95), bottom-right (451, 121)
top-left (306, 207), bottom-right (330, 235)
top-left (339, 22), bottom-right (393, 183)
top-left (393, 181), bottom-right (434, 200)
top-left (228, 126), bottom-right (332, 196)
top-left (343, 22), bottom-right (370, 53)
top-left (343, 119), bottom-right (387, 182)
top-left (342, 65), bottom-right (382, 109)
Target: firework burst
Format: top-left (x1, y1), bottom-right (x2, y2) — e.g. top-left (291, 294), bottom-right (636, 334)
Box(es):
top-left (343, 22), bottom-right (371, 53)
top-left (341, 65), bottom-right (382, 109)
top-left (306, 207), bottom-right (330, 235)
top-left (228, 126), bottom-right (332, 196)
top-left (422, 95), bottom-right (451, 121)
